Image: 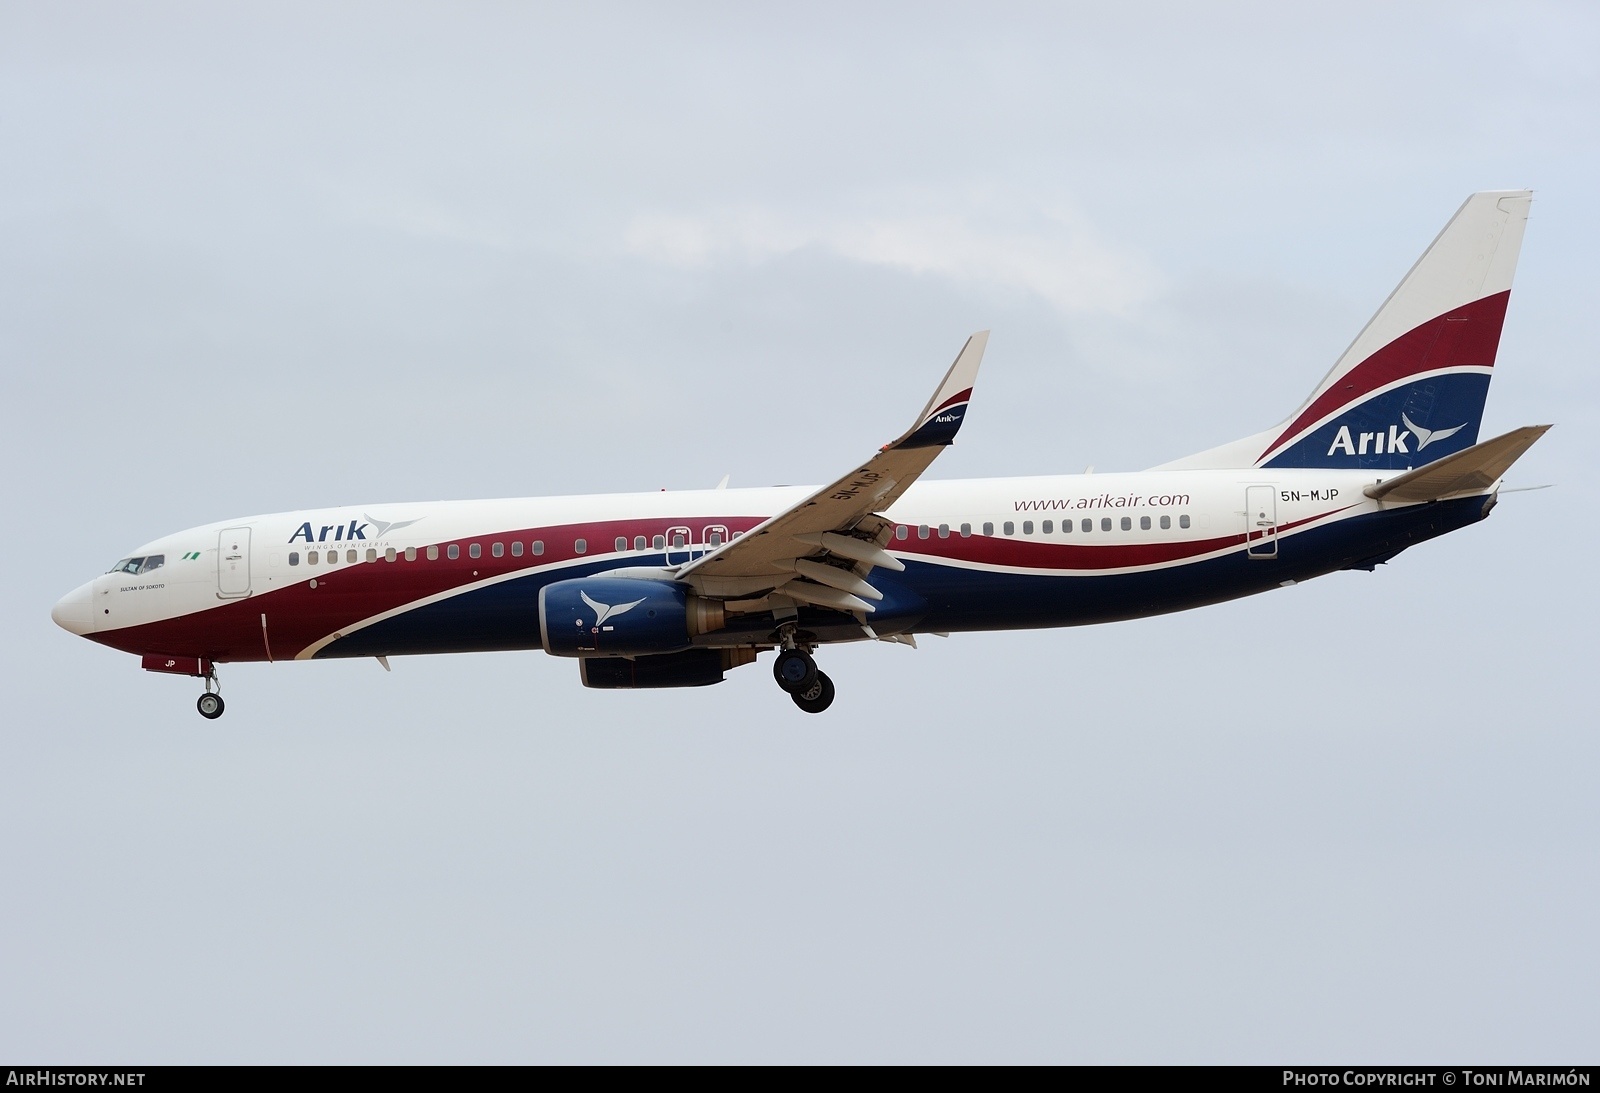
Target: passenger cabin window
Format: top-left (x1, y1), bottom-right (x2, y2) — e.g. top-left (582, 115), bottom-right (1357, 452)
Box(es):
top-left (960, 523), bottom-right (972, 537)
top-left (1101, 518), bottom-right (1112, 532)
top-left (634, 536), bottom-right (646, 551)
top-left (896, 526), bottom-right (908, 540)
top-left (653, 534), bottom-right (665, 549)
top-left (365, 548), bottom-right (377, 562)
top-left (938, 523), bottom-right (949, 538)
top-left (983, 522), bottom-right (994, 536)
top-left (469, 543), bottom-right (481, 559)
top-left (492, 542), bottom-right (504, 558)
top-left (708, 530), bottom-right (723, 547)
top-left (670, 533), bottom-right (684, 549)
top-left (917, 524), bottom-right (930, 539)
top-left (1120, 517), bottom-right (1131, 531)
top-left (426, 546), bottom-right (439, 561)
top-left (385, 548), bottom-right (396, 562)
top-left (1042, 520), bottom-right (1053, 534)
top-left (1160, 515), bottom-right (1171, 530)
top-left (406, 546), bottom-right (418, 561)
top-left (1179, 515), bottom-right (1191, 529)
top-left (308, 551), bottom-right (320, 565)
top-left (289, 552), bottom-right (300, 566)
top-left (1003, 521), bottom-right (1015, 535)
top-left (1063, 520), bottom-right (1073, 534)
top-left (574, 538), bottom-right (587, 554)
top-left (1081, 518), bottom-right (1092, 533)
top-left (1140, 516), bottom-right (1151, 531)
top-left (615, 536), bottom-right (627, 552)
top-left (511, 542), bottom-right (523, 557)
top-left (447, 545), bottom-right (460, 560)
top-left (532, 541), bottom-right (545, 556)
top-left (1022, 521), bottom-right (1033, 535)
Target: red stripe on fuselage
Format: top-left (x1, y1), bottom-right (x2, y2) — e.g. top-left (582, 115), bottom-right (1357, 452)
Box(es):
top-left (849, 505), bottom-right (1354, 572)
top-left (91, 504), bottom-right (1356, 661)
top-left (90, 515), bottom-right (769, 663)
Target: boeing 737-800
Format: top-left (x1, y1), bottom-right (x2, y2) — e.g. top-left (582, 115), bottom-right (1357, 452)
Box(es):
top-left (52, 191), bottom-right (1549, 716)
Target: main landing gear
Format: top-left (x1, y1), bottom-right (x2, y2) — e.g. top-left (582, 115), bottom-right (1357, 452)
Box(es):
top-left (772, 643), bottom-right (835, 714)
top-left (196, 668), bottom-right (225, 720)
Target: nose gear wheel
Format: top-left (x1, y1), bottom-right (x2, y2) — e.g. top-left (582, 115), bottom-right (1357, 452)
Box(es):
top-left (195, 666), bottom-right (225, 719)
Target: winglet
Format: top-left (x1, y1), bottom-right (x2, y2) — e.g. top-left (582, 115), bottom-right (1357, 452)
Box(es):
top-left (892, 331), bottom-right (989, 449)
top-left (674, 330), bottom-right (991, 587)
top-left (1365, 424), bottom-right (1551, 503)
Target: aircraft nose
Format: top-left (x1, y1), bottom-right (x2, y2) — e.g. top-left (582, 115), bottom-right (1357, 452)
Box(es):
top-left (51, 580), bottom-right (95, 636)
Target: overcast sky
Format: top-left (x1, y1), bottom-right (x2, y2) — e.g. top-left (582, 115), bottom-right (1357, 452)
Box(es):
top-left (3, 1), bottom-right (1596, 1063)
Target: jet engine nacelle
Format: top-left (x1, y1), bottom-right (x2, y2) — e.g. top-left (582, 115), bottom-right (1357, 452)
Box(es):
top-left (538, 577), bottom-right (724, 658)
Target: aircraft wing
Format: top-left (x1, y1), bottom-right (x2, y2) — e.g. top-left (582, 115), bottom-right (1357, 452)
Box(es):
top-left (674, 331), bottom-right (989, 612)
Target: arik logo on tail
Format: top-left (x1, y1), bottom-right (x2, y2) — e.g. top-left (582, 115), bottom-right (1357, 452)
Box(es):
top-left (1400, 412), bottom-right (1467, 451)
top-left (579, 590), bottom-right (646, 634)
top-left (1326, 415), bottom-right (1469, 457)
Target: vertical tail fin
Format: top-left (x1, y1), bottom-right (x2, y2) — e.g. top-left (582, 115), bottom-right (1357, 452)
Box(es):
top-left (1157, 191), bottom-right (1532, 471)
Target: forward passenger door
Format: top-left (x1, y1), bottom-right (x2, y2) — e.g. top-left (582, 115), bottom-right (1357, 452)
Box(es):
top-left (217, 527), bottom-right (252, 597)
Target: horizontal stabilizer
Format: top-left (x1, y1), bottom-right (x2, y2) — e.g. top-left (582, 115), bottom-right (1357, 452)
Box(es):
top-left (1364, 425), bottom-right (1551, 503)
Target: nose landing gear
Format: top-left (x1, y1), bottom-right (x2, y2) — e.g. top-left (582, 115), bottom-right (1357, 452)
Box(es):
top-left (196, 667), bottom-right (225, 720)
top-left (772, 638), bottom-right (835, 714)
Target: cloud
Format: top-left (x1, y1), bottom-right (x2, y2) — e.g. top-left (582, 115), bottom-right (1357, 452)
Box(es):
top-left (623, 200), bottom-right (1159, 317)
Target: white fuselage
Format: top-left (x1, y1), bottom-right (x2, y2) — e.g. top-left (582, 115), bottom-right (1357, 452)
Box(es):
top-left (53, 466), bottom-right (1474, 666)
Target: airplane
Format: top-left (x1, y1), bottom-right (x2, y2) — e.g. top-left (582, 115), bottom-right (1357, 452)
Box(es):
top-left (51, 190), bottom-right (1549, 718)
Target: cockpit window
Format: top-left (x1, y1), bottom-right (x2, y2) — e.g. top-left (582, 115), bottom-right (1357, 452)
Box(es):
top-left (107, 555), bottom-right (165, 576)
